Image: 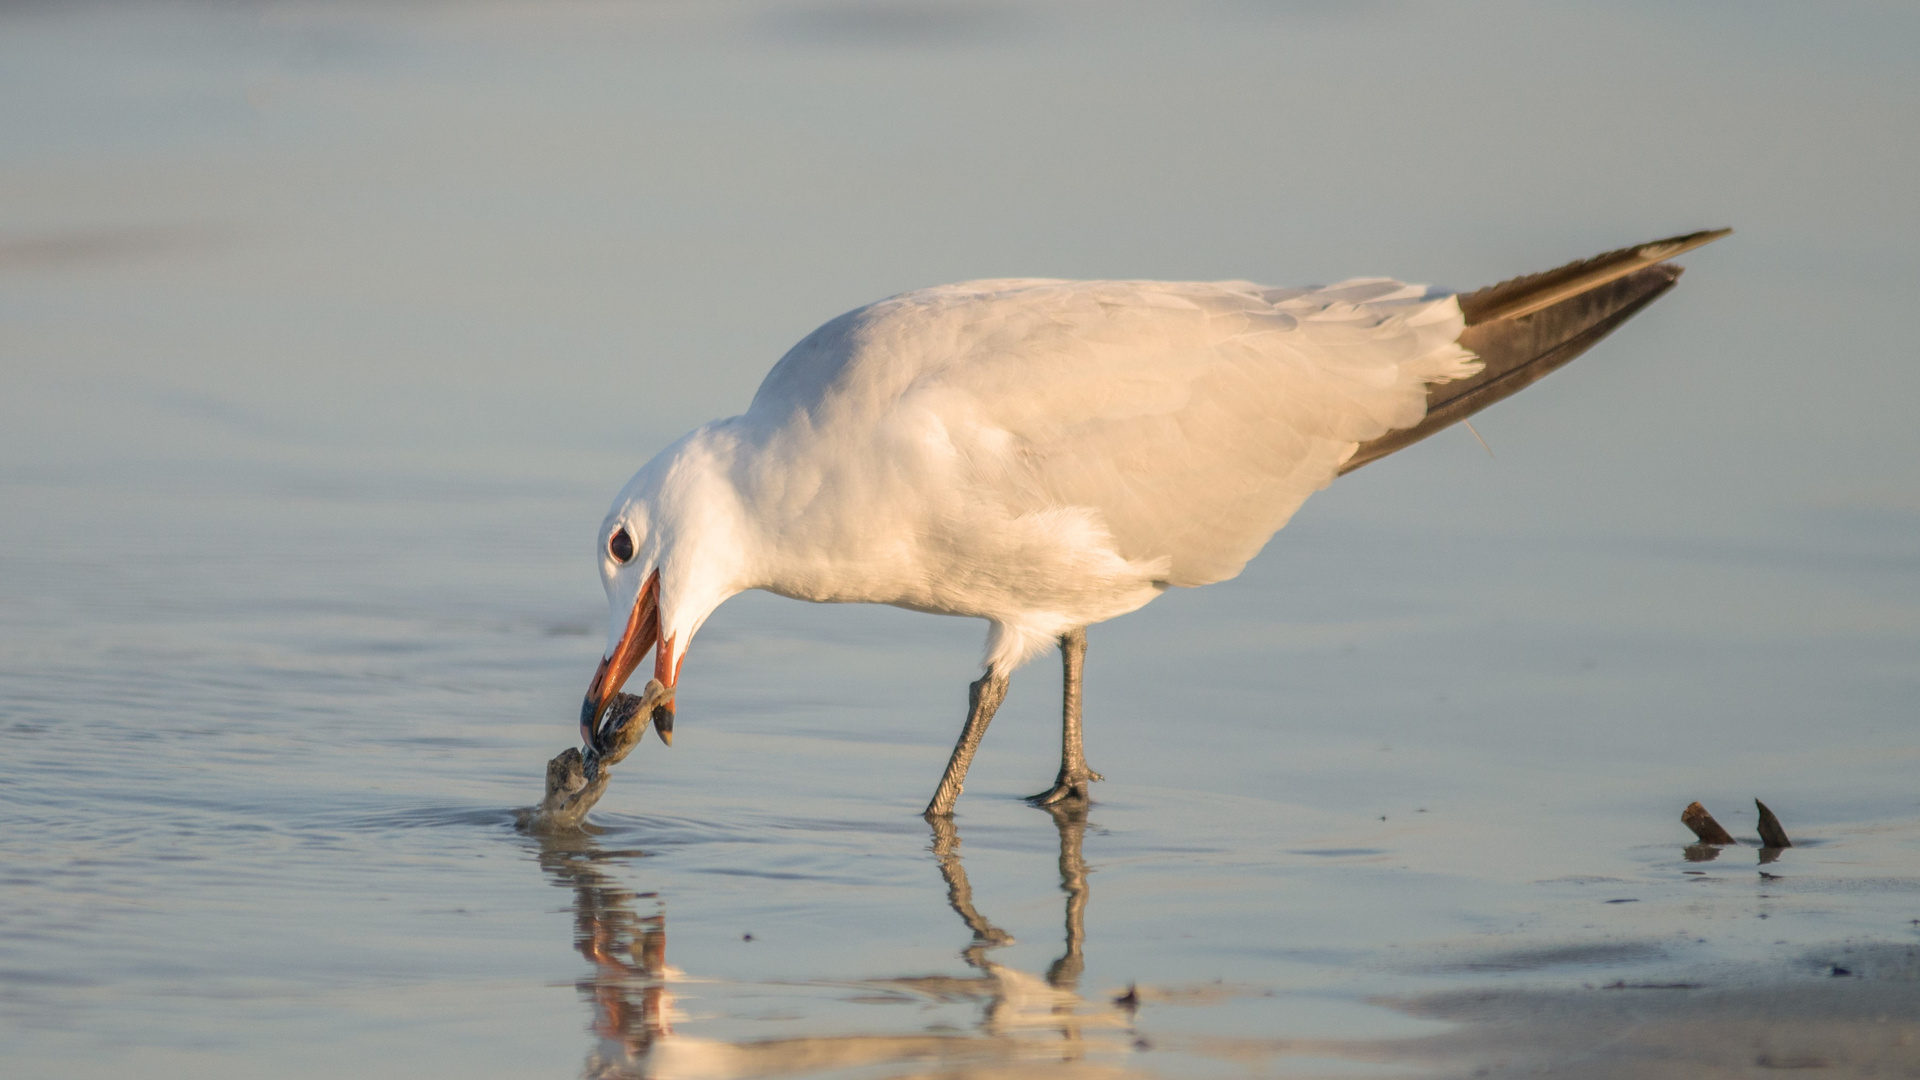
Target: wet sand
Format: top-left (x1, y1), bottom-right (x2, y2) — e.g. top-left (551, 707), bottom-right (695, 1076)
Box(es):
top-left (3, 458), bottom-right (1916, 1078)
top-left (522, 803), bottom-right (1920, 1079)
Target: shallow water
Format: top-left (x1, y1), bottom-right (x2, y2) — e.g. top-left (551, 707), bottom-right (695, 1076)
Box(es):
top-left (4, 3), bottom-right (1920, 1077)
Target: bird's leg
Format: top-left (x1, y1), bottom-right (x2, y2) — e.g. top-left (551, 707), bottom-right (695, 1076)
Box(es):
top-left (1028, 627), bottom-right (1103, 806)
top-left (924, 668), bottom-right (1010, 818)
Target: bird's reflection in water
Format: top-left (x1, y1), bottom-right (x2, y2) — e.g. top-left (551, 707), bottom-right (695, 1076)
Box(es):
top-left (916, 805), bottom-right (1113, 1049)
top-left (533, 805), bottom-right (1135, 1080)
top-left (536, 832), bottom-right (675, 1075)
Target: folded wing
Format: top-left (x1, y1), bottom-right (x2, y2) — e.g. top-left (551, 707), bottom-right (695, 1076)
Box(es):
top-left (751, 277), bottom-right (1480, 588)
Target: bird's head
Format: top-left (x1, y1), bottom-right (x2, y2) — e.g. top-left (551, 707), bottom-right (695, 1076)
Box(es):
top-left (582, 505), bottom-right (670, 753)
top-left (580, 430), bottom-right (747, 756)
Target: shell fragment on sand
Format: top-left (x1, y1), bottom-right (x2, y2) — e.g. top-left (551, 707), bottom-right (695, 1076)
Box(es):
top-left (1682, 801), bottom-right (1737, 845)
top-left (1756, 799), bottom-right (1793, 849)
top-left (1680, 799), bottom-right (1794, 852)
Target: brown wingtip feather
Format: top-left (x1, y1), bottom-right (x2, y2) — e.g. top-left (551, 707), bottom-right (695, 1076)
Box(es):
top-left (1339, 228), bottom-right (1729, 476)
top-left (1457, 228), bottom-right (1732, 326)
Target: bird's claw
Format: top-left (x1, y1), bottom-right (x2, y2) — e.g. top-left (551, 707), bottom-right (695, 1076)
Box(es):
top-left (1026, 769), bottom-right (1103, 806)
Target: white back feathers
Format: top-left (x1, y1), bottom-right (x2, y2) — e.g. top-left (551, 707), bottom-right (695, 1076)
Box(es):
top-left (661, 277), bottom-right (1478, 670)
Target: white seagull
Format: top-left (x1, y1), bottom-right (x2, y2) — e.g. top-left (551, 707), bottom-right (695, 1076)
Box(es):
top-left (579, 230), bottom-right (1728, 816)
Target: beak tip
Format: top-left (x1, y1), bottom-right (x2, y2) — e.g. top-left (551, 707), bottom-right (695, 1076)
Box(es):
top-left (580, 696), bottom-right (604, 752)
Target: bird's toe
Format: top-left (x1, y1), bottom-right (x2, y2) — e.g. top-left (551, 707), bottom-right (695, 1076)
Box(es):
top-left (1026, 771), bottom-right (1100, 806)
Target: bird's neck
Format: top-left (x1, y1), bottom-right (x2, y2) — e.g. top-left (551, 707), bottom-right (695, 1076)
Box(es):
top-left (657, 417), bottom-right (933, 612)
top-left (640, 424), bottom-right (762, 646)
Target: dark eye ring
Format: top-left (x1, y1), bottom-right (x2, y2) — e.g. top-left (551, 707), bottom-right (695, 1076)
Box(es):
top-left (608, 527), bottom-right (634, 564)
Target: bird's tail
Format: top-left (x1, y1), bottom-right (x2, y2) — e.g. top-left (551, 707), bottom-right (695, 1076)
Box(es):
top-left (1339, 228), bottom-right (1730, 475)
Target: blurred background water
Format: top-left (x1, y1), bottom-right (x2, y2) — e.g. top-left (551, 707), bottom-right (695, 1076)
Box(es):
top-left (3, 2), bottom-right (1918, 1077)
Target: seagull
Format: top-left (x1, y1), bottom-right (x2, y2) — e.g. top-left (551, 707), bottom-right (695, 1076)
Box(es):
top-left (579, 229), bottom-right (1729, 816)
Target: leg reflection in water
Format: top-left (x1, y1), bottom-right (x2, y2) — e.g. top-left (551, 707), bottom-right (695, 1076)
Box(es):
top-left (908, 802), bottom-right (1123, 1055)
top-left (929, 803), bottom-right (1089, 990)
top-left (534, 808), bottom-right (1131, 1080)
top-left (1045, 802), bottom-right (1090, 994)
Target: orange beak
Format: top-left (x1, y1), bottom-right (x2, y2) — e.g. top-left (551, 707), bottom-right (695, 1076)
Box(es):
top-left (581, 570), bottom-right (659, 751)
top-left (649, 631), bottom-right (679, 746)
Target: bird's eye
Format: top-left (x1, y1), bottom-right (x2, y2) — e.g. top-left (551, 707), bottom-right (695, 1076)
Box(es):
top-left (608, 527), bottom-right (634, 564)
